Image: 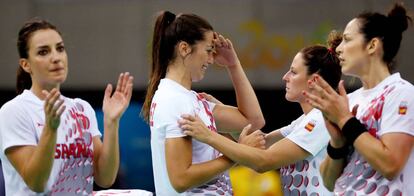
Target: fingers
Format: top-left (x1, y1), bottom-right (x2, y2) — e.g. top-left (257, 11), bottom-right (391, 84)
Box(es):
top-left (53, 99), bottom-right (65, 117)
top-left (240, 124), bottom-right (252, 138)
top-left (178, 114), bottom-right (197, 130)
top-left (213, 32), bottom-right (218, 40)
top-left (44, 88), bottom-right (59, 112)
top-left (226, 38), bottom-right (234, 49)
top-left (109, 72), bottom-right (134, 98)
top-left (121, 72), bottom-right (132, 93)
top-left (308, 79), bottom-right (330, 100)
top-left (178, 114), bottom-right (210, 139)
top-left (199, 92), bottom-right (211, 100)
top-left (351, 104), bottom-right (359, 116)
top-left (214, 33), bottom-right (230, 49)
top-left (314, 75), bottom-right (336, 95)
top-left (181, 114), bottom-right (196, 122)
top-left (303, 91), bottom-right (325, 110)
top-left (55, 104), bottom-right (66, 116)
top-left (124, 74), bottom-right (134, 102)
top-left (104, 84), bottom-right (113, 101)
top-left (115, 73), bottom-right (124, 93)
top-left (43, 88), bottom-right (65, 118)
top-left (183, 130), bottom-right (194, 137)
top-left (251, 130), bottom-right (266, 149)
top-left (338, 80), bottom-right (347, 96)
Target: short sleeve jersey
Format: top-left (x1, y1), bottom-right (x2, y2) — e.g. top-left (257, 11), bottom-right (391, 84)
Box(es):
top-left (150, 79), bottom-right (232, 196)
top-left (279, 109), bottom-right (333, 195)
top-left (334, 73), bottom-right (414, 195)
top-left (0, 90), bottom-right (102, 195)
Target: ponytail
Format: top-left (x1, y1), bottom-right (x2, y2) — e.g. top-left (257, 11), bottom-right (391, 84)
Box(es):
top-left (142, 11), bottom-right (177, 122)
top-left (142, 11), bottom-right (213, 122)
top-left (16, 66), bottom-right (31, 94)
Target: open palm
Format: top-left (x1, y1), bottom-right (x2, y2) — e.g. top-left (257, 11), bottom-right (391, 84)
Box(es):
top-left (102, 72), bottom-right (133, 121)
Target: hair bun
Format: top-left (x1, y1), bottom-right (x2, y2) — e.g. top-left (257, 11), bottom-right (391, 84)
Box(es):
top-left (387, 2), bottom-right (412, 33)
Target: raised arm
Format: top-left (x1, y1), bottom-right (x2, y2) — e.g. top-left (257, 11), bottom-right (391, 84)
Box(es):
top-left (93, 72), bottom-right (133, 188)
top-left (5, 88), bottom-right (65, 192)
top-left (212, 33), bottom-right (265, 132)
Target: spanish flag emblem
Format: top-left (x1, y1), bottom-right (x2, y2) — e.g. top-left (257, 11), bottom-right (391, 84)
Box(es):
top-left (304, 121), bottom-right (316, 132)
top-left (399, 101), bottom-right (408, 115)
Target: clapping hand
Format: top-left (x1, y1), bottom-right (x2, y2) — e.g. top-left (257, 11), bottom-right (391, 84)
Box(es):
top-left (102, 72), bottom-right (133, 122)
top-left (42, 88), bottom-right (65, 130)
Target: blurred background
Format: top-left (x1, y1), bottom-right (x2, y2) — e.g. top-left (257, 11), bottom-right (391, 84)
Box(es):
top-left (0, 0), bottom-right (413, 195)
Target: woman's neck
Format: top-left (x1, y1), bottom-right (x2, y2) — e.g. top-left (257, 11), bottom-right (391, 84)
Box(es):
top-left (359, 59), bottom-right (390, 89)
top-left (299, 101), bottom-right (314, 115)
top-left (165, 63), bottom-right (192, 90)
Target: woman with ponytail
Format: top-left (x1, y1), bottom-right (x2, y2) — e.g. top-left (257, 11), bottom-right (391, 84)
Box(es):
top-left (304, 2), bottom-right (414, 195)
top-left (0, 18), bottom-right (133, 195)
top-left (180, 31), bottom-right (342, 195)
top-left (142, 11), bottom-right (265, 195)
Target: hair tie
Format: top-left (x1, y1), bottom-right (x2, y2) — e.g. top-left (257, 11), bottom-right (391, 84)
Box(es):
top-left (328, 47), bottom-right (335, 55)
top-left (165, 11), bottom-right (176, 25)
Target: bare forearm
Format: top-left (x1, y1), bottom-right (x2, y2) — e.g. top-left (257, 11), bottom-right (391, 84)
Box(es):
top-left (173, 156), bottom-right (233, 192)
top-left (265, 129), bottom-right (284, 148)
top-left (227, 65), bottom-right (264, 129)
top-left (320, 157), bottom-right (346, 191)
top-left (95, 119), bottom-right (120, 187)
top-left (22, 127), bottom-right (57, 192)
top-left (207, 132), bottom-right (267, 171)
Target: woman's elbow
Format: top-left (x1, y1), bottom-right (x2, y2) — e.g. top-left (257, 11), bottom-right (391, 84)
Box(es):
top-left (322, 180), bottom-right (335, 192)
top-left (252, 161), bottom-right (272, 174)
top-left (170, 179), bottom-right (189, 193)
top-left (26, 181), bottom-right (46, 193)
top-left (251, 118), bottom-right (265, 130)
top-left (257, 118), bottom-right (266, 129)
top-left (95, 177), bottom-right (116, 188)
top-left (22, 174), bottom-right (47, 193)
top-left (382, 166), bottom-right (402, 181)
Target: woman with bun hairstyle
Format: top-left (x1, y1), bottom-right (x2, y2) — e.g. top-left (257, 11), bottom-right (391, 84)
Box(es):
top-left (179, 31), bottom-right (342, 195)
top-left (304, 3), bottom-right (414, 195)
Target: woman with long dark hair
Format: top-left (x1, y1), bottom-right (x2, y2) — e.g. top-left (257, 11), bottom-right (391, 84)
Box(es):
top-left (142, 11), bottom-right (265, 195)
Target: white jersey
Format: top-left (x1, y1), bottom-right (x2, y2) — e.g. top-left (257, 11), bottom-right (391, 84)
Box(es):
top-left (150, 79), bottom-right (232, 196)
top-left (334, 73), bottom-right (414, 195)
top-left (279, 108), bottom-right (333, 195)
top-left (0, 90), bottom-right (102, 196)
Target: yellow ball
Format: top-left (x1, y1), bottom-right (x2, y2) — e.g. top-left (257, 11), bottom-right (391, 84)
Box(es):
top-left (229, 166), bottom-right (282, 196)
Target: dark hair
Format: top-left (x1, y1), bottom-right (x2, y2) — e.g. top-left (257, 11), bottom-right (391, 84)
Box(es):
top-left (16, 18), bottom-right (61, 94)
top-left (142, 11), bottom-right (213, 122)
top-left (357, 2), bottom-right (412, 71)
top-left (301, 30), bottom-right (342, 89)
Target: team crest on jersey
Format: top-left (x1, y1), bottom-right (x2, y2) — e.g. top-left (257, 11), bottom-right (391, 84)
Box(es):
top-left (398, 101), bottom-right (408, 115)
top-left (304, 120), bottom-right (316, 132)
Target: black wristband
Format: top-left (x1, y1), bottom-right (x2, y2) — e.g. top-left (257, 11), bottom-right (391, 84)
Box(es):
top-left (342, 117), bottom-right (367, 145)
top-left (327, 142), bottom-right (349, 159)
